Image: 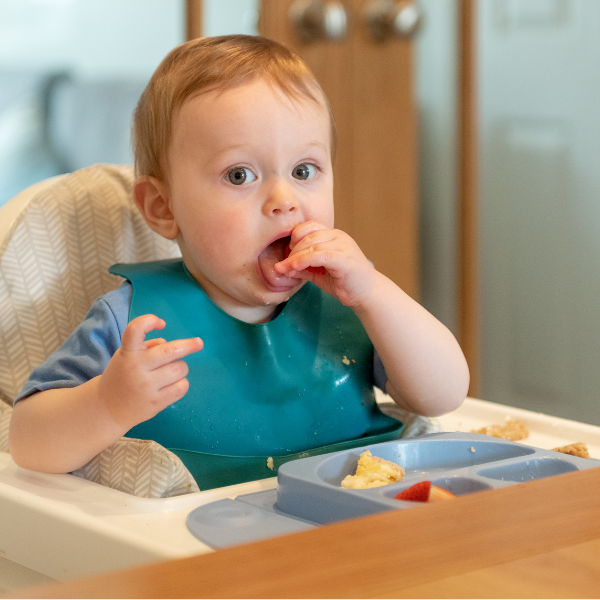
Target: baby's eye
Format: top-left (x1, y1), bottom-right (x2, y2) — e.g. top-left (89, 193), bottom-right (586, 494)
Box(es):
top-left (292, 163), bottom-right (317, 181)
top-left (227, 167), bottom-right (256, 185)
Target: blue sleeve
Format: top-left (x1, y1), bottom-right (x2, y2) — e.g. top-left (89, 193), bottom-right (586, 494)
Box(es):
top-left (373, 349), bottom-right (387, 392)
top-left (14, 283), bottom-right (132, 404)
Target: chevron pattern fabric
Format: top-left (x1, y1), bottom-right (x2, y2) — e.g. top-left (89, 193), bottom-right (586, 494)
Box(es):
top-left (0, 164), bottom-right (201, 497)
top-left (71, 437), bottom-right (200, 498)
top-left (0, 401), bottom-right (10, 453)
top-left (0, 401), bottom-right (200, 497)
top-left (0, 163), bottom-right (180, 404)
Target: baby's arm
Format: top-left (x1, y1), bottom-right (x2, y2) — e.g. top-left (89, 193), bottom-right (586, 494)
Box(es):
top-left (9, 315), bottom-right (203, 473)
top-left (275, 221), bottom-right (469, 416)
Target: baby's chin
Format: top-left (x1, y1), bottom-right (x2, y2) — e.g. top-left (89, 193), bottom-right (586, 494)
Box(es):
top-left (228, 283), bottom-right (304, 324)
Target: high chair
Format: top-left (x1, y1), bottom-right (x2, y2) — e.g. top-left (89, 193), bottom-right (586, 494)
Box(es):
top-left (0, 163), bottom-right (441, 587)
top-left (0, 162), bottom-right (444, 491)
top-left (0, 164), bottom-right (199, 499)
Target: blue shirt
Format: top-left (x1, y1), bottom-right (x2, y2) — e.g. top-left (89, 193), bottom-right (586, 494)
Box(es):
top-left (15, 283), bottom-right (388, 403)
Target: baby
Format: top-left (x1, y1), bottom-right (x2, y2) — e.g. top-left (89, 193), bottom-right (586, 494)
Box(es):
top-left (9, 35), bottom-right (469, 487)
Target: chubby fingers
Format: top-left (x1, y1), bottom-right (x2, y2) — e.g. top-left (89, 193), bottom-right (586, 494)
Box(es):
top-left (276, 225), bottom-right (339, 276)
top-left (145, 338), bottom-right (167, 349)
top-left (121, 314), bottom-right (166, 352)
top-left (144, 336), bottom-right (204, 371)
top-left (121, 314), bottom-right (203, 367)
top-left (288, 220), bottom-right (330, 249)
top-left (146, 337), bottom-right (203, 405)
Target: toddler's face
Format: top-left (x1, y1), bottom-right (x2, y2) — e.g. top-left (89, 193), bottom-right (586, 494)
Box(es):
top-left (166, 78), bottom-right (334, 322)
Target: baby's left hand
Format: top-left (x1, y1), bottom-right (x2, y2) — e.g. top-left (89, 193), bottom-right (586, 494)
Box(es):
top-left (274, 221), bottom-right (378, 308)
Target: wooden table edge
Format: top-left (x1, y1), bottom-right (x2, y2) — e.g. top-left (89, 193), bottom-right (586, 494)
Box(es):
top-left (11, 466), bottom-right (600, 599)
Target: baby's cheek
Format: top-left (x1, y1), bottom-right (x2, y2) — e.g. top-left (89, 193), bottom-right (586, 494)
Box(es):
top-left (315, 196), bottom-right (335, 228)
top-left (206, 221), bottom-right (247, 262)
top-left (316, 213), bottom-right (334, 231)
top-left (217, 211), bottom-right (248, 238)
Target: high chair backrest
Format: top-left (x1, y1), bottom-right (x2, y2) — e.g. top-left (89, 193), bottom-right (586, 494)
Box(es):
top-left (0, 164), bottom-right (181, 405)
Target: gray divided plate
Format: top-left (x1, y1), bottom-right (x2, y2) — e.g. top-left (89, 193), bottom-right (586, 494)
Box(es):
top-left (187, 432), bottom-right (600, 548)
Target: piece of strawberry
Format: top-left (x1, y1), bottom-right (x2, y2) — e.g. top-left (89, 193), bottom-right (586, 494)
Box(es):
top-left (284, 244), bottom-right (326, 275)
top-left (394, 481), bottom-right (456, 502)
top-left (428, 485), bottom-right (456, 502)
top-left (395, 480), bottom-right (431, 502)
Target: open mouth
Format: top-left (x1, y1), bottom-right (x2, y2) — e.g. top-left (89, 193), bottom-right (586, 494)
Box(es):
top-left (256, 235), bottom-right (300, 292)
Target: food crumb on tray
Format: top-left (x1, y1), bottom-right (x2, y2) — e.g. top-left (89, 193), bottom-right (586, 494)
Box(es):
top-left (551, 442), bottom-right (589, 459)
top-left (471, 418), bottom-right (529, 441)
top-left (341, 450), bottom-right (404, 489)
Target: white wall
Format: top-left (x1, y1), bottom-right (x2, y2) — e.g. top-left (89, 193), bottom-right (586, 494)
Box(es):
top-left (203, 0), bottom-right (259, 37)
top-left (478, 0), bottom-right (600, 423)
top-left (0, 0), bottom-right (184, 79)
top-left (0, 0), bottom-right (186, 203)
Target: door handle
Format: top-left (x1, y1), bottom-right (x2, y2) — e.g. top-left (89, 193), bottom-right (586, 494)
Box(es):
top-left (289, 0), bottom-right (348, 43)
top-left (363, 0), bottom-right (422, 42)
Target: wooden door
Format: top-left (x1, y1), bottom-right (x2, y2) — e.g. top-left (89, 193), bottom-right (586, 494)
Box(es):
top-left (259, 0), bottom-right (419, 299)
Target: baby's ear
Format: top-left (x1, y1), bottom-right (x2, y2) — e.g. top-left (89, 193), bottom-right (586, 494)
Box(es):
top-left (133, 176), bottom-right (179, 240)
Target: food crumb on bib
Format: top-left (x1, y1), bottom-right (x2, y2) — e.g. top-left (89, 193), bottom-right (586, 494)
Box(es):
top-left (267, 457), bottom-right (274, 470)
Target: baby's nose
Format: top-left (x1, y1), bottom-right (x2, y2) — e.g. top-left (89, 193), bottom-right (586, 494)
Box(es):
top-left (263, 183), bottom-right (299, 216)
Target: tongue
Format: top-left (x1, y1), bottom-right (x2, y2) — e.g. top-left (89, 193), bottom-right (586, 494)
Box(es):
top-left (258, 237), bottom-right (299, 290)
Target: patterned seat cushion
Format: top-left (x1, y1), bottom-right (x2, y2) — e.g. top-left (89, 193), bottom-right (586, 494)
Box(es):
top-left (0, 164), bottom-right (181, 403)
top-left (0, 164), bottom-right (200, 497)
top-left (0, 402), bottom-right (199, 498)
top-left (71, 437), bottom-right (200, 498)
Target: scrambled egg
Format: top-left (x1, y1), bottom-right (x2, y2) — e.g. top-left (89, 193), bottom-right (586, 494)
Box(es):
top-left (341, 450), bottom-right (405, 489)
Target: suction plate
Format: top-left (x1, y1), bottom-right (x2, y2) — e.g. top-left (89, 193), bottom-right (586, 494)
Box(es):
top-left (187, 432), bottom-right (599, 548)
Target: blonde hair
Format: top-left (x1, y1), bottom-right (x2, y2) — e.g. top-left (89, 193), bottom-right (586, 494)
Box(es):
top-left (132, 35), bottom-right (336, 180)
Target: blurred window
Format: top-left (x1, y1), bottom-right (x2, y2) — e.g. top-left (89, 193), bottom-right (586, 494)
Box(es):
top-left (203, 0), bottom-right (259, 36)
top-left (0, 0), bottom-right (185, 205)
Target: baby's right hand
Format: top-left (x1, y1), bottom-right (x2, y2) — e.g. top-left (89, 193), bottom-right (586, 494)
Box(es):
top-left (97, 314), bottom-right (203, 430)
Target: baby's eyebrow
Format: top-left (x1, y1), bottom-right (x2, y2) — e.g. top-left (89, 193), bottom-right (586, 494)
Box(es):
top-left (304, 141), bottom-right (329, 154)
top-left (210, 144), bottom-right (247, 158)
top-left (206, 144), bottom-right (251, 167)
top-left (208, 140), bottom-right (330, 163)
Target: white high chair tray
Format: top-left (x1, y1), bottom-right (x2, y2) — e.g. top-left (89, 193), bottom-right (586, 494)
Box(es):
top-left (436, 396), bottom-right (600, 458)
top-left (1, 393), bottom-right (600, 588)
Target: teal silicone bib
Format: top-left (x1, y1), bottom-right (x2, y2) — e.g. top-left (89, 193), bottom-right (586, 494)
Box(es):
top-left (110, 259), bottom-right (402, 489)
